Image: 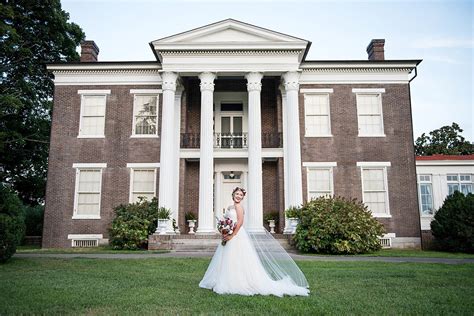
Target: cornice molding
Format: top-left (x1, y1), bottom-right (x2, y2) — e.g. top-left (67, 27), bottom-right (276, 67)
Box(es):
top-left (301, 67), bottom-right (413, 73)
top-left (160, 50), bottom-right (302, 56)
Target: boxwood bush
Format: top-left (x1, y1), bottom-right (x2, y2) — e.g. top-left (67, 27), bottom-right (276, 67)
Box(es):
top-left (0, 184), bottom-right (26, 263)
top-left (109, 197), bottom-right (159, 250)
top-left (293, 196), bottom-right (385, 254)
top-left (431, 191), bottom-right (473, 253)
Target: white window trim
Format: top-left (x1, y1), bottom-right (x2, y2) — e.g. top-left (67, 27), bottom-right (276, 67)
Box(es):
top-left (418, 174), bottom-right (434, 217)
top-left (72, 164), bottom-right (106, 220)
top-left (73, 163), bottom-right (107, 169)
top-left (127, 164), bottom-right (159, 203)
top-left (77, 92), bottom-right (108, 138)
top-left (359, 162), bottom-right (391, 218)
top-left (303, 162), bottom-right (337, 167)
top-left (300, 88), bottom-right (334, 94)
top-left (357, 161), bottom-right (391, 167)
top-left (126, 163), bottom-right (160, 168)
top-left (303, 92), bottom-right (333, 137)
top-left (131, 92), bottom-right (161, 138)
top-left (352, 88), bottom-right (386, 93)
top-left (353, 91), bottom-right (386, 137)
top-left (130, 89), bottom-right (162, 94)
top-left (68, 234), bottom-right (103, 239)
top-left (78, 90), bottom-right (111, 95)
top-left (305, 162), bottom-right (336, 200)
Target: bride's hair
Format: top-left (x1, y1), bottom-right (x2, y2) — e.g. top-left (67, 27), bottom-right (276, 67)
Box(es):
top-left (232, 187), bottom-right (246, 198)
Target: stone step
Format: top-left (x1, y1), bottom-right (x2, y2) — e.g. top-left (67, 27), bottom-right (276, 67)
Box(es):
top-left (148, 233), bottom-right (295, 251)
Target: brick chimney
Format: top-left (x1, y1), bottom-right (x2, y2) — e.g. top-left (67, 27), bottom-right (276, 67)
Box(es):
top-left (80, 40), bottom-right (99, 62)
top-left (366, 39), bottom-right (385, 61)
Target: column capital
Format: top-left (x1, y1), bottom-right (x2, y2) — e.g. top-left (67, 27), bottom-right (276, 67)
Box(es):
top-left (245, 72), bottom-right (263, 92)
top-left (282, 71), bottom-right (300, 91)
top-left (161, 72), bottom-right (178, 91)
top-left (199, 72), bottom-right (216, 92)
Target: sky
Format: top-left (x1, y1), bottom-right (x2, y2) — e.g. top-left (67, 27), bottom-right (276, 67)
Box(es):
top-left (62, 0), bottom-right (473, 141)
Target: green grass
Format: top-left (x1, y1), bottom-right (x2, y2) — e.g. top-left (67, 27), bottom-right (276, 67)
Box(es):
top-left (1, 258), bottom-right (473, 315)
top-left (16, 245), bottom-right (170, 254)
top-left (298, 248), bottom-right (474, 259)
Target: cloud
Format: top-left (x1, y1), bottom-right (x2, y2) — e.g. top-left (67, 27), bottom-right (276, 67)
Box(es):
top-left (412, 38), bottom-right (474, 49)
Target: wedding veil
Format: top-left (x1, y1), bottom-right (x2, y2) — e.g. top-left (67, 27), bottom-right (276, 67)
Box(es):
top-left (243, 219), bottom-right (309, 289)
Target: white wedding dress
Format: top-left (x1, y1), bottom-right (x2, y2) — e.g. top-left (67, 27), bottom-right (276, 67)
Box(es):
top-left (199, 205), bottom-right (310, 297)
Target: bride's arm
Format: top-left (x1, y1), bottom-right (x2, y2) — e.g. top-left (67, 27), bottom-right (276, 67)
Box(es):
top-left (225, 205), bottom-right (244, 241)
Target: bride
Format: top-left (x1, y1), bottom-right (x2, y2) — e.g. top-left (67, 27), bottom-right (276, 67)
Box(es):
top-left (199, 187), bottom-right (310, 297)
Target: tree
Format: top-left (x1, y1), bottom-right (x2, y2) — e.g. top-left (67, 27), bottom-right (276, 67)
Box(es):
top-left (431, 191), bottom-right (473, 253)
top-left (415, 123), bottom-right (474, 156)
top-left (0, 0), bottom-right (84, 205)
top-left (0, 183), bottom-right (26, 263)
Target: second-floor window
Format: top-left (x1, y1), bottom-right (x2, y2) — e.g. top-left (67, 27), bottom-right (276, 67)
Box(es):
top-left (78, 90), bottom-right (110, 138)
top-left (304, 93), bottom-right (332, 137)
top-left (354, 89), bottom-right (385, 137)
top-left (132, 94), bottom-right (159, 137)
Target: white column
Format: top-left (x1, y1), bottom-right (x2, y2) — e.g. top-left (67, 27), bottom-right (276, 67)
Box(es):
top-left (171, 85), bottom-right (184, 233)
top-left (157, 71), bottom-right (178, 234)
top-left (279, 85), bottom-right (291, 234)
top-left (282, 71), bottom-right (303, 209)
top-left (214, 171), bottom-right (221, 233)
top-left (196, 72), bottom-right (216, 234)
top-left (245, 72), bottom-right (264, 233)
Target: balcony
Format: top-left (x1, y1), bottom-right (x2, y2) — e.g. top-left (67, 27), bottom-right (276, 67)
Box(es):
top-left (180, 133), bottom-right (282, 149)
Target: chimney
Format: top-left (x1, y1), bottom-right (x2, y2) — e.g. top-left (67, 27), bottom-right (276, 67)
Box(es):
top-left (366, 39), bottom-right (385, 61)
top-left (80, 40), bottom-right (99, 62)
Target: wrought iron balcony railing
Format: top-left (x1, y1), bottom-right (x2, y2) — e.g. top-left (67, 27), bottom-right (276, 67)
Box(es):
top-left (180, 132), bottom-right (282, 149)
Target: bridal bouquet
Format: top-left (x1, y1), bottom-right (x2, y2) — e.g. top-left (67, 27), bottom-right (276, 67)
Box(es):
top-left (216, 216), bottom-right (236, 246)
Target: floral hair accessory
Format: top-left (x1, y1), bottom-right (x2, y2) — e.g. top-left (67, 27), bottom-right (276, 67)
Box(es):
top-left (232, 187), bottom-right (246, 196)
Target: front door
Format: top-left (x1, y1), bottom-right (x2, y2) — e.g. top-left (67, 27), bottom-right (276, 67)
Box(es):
top-left (219, 171), bottom-right (242, 215)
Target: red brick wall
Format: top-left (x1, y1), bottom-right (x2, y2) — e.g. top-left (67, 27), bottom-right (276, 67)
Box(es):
top-left (43, 85), bottom-right (162, 248)
top-left (299, 84), bottom-right (420, 238)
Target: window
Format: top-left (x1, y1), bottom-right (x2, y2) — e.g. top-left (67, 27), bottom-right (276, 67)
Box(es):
top-left (353, 89), bottom-right (385, 137)
top-left (127, 163), bottom-right (159, 203)
top-left (303, 162), bottom-right (336, 200)
top-left (72, 163), bottom-right (106, 219)
top-left (358, 162), bottom-right (391, 217)
top-left (447, 174), bottom-right (473, 195)
top-left (131, 93), bottom-right (160, 137)
top-left (418, 175), bottom-right (434, 215)
top-left (78, 90), bottom-right (110, 138)
top-left (303, 93), bottom-right (332, 137)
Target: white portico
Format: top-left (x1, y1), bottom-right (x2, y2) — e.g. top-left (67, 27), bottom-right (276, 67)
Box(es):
top-left (150, 19), bottom-right (309, 234)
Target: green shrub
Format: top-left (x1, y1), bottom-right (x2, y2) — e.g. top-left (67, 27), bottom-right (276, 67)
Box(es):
top-left (431, 191), bottom-right (474, 253)
top-left (285, 206), bottom-right (300, 218)
top-left (263, 211), bottom-right (279, 226)
top-left (293, 196), bottom-right (385, 254)
top-left (185, 212), bottom-right (197, 221)
top-left (157, 207), bottom-right (171, 219)
top-left (0, 184), bottom-right (26, 263)
top-left (24, 204), bottom-right (44, 236)
top-left (109, 197), bottom-right (159, 250)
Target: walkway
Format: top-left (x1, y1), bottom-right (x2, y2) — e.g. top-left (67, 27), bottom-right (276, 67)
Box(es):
top-left (14, 252), bottom-right (474, 264)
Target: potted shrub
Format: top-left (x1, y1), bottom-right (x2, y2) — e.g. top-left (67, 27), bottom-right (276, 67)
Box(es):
top-left (285, 206), bottom-right (300, 234)
top-left (157, 207), bottom-right (171, 235)
top-left (263, 211), bottom-right (279, 234)
top-left (185, 212), bottom-right (197, 234)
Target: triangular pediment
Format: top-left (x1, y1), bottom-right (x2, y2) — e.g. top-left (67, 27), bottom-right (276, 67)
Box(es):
top-left (150, 19), bottom-right (310, 60)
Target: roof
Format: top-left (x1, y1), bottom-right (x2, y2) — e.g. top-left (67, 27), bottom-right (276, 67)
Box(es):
top-left (416, 154), bottom-right (474, 161)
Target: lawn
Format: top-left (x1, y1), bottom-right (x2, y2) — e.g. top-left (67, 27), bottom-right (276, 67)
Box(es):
top-left (17, 245), bottom-right (474, 259)
top-left (16, 245), bottom-right (170, 254)
top-left (1, 257), bottom-right (473, 315)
